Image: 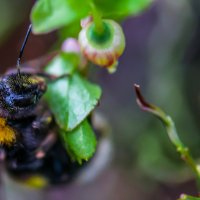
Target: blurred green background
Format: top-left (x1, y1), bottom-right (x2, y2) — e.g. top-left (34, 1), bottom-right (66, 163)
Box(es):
top-left (0, 0), bottom-right (200, 199)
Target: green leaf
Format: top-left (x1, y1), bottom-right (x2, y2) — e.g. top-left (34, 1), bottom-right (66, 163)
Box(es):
top-left (31, 0), bottom-right (153, 34)
top-left (60, 120), bottom-right (97, 164)
top-left (44, 53), bottom-right (102, 130)
top-left (45, 52), bottom-right (79, 76)
top-left (31, 0), bottom-right (89, 33)
top-left (94, 0), bottom-right (154, 19)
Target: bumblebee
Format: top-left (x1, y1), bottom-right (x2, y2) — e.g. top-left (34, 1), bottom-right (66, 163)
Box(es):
top-left (0, 24), bottom-right (83, 185)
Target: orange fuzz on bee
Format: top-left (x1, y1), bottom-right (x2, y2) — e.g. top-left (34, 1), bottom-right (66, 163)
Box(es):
top-left (0, 117), bottom-right (16, 145)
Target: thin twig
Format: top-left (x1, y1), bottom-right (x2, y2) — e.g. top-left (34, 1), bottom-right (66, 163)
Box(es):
top-left (134, 84), bottom-right (200, 181)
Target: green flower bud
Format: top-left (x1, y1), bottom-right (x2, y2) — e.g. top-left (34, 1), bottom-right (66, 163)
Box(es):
top-left (78, 19), bottom-right (125, 72)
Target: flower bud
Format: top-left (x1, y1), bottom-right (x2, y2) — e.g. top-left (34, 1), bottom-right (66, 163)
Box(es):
top-left (61, 38), bottom-right (87, 69)
top-left (61, 38), bottom-right (80, 53)
top-left (78, 19), bottom-right (125, 72)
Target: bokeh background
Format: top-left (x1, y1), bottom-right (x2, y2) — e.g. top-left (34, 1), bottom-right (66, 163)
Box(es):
top-left (0, 0), bottom-right (200, 199)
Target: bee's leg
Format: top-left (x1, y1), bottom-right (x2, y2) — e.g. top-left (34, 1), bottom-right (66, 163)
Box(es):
top-left (32, 110), bottom-right (53, 130)
top-left (31, 110), bottom-right (57, 159)
top-left (35, 132), bottom-right (57, 159)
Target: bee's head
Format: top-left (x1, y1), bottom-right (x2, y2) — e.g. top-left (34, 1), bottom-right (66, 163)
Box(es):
top-left (0, 24), bottom-right (47, 119)
top-left (0, 73), bottom-right (47, 119)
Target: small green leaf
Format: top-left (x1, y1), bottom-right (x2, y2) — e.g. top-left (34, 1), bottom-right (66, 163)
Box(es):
top-left (44, 53), bottom-right (101, 130)
top-left (31, 0), bottom-right (89, 33)
top-left (60, 120), bottom-right (97, 164)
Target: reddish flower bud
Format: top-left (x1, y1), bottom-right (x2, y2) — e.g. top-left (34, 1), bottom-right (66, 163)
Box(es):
top-left (78, 19), bottom-right (125, 72)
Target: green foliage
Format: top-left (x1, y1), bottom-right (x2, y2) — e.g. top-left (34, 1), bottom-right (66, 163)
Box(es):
top-left (179, 195), bottom-right (200, 200)
top-left (30, 0), bottom-right (153, 174)
top-left (44, 53), bottom-right (102, 131)
top-left (31, 0), bottom-right (89, 33)
top-left (60, 120), bottom-right (97, 163)
top-left (45, 52), bottom-right (79, 75)
top-left (44, 52), bottom-right (100, 162)
top-left (94, 0), bottom-right (153, 19)
top-left (31, 0), bottom-right (153, 34)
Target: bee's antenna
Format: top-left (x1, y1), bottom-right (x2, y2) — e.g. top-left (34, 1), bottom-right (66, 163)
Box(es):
top-left (17, 24), bottom-right (32, 77)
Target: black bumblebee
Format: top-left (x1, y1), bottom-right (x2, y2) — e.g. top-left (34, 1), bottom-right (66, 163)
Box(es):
top-left (0, 24), bottom-right (83, 185)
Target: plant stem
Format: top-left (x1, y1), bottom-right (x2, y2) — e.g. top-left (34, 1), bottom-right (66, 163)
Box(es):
top-left (88, 0), bottom-right (104, 34)
top-left (134, 84), bottom-right (200, 185)
top-left (165, 116), bottom-right (200, 180)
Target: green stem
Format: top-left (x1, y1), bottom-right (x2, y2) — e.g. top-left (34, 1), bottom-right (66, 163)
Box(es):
top-left (88, 0), bottom-right (104, 34)
top-left (134, 85), bottom-right (200, 186)
top-left (165, 116), bottom-right (200, 181)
